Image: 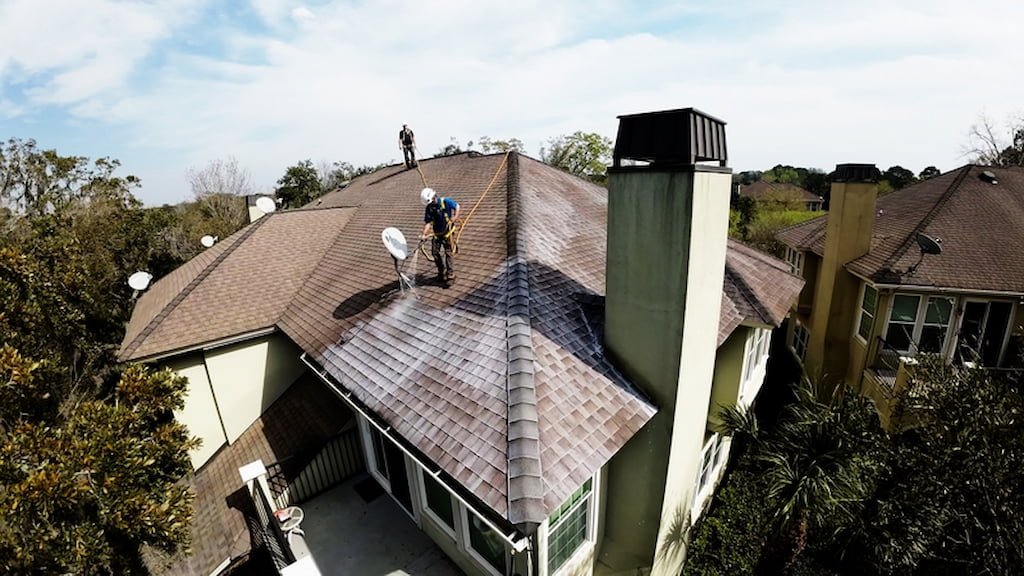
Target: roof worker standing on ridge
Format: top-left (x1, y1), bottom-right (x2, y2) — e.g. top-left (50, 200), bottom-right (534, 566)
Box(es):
top-left (420, 187), bottom-right (459, 284)
top-left (399, 123), bottom-right (417, 169)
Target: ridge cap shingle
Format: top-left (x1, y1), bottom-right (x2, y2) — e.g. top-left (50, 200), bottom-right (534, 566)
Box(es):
top-left (504, 152), bottom-right (545, 530)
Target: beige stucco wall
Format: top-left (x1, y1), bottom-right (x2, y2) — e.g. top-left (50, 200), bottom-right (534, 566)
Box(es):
top-left (161, 331), bottom-right (306, 469)
top-left (165, 353), bottom-right (228, 469)
top-left (806, 180), bottom-right (877, 386)
top-left (600, 166), bottom-right (730, 576)
top-left (205, 332), bottom-right (305, 443)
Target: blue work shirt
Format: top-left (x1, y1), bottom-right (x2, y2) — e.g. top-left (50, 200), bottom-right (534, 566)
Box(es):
top-left (424, 197), bottom-right (458, 234)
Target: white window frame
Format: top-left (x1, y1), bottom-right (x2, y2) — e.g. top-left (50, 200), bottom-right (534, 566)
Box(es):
top-left (882, 294), bottom-right (954, 355)
top-left (856, 284), bottom-right (878, 343)
top-left (692, 433), bottom-right (730, 521)
top-left (740, 328), bottom-right (771, 404)
top-left (411, 460), bottom-right (511, 576)
top-left (956, 298), bottom-right (1016, 366)
top-left (418, 468), bottom-right (458, 540)
top-left (359, 418), bottom-right (392, 492)
top-left (791, 321), bottom-right (810, 362)
top-left (544, 473), bottom-right (598, 573)
top-left (460, 505), bottom-right (509, 576)
top-left (785, 247), bottom-right (804, 276)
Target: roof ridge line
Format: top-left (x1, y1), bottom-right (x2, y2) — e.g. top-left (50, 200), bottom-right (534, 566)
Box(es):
top-left (503, 152), bottom-right (545, 530)
top-left (879, 165), bottom-right (971, 271)
top-left (119, 215), bottom-right (272, 360)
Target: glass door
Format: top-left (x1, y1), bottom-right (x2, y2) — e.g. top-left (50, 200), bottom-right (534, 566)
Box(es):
top-left (956, 301), bottom-right (1013, 366)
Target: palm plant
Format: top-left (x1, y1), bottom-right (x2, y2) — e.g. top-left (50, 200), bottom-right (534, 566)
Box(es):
top-left (721, 377), bottom-right (881, 574)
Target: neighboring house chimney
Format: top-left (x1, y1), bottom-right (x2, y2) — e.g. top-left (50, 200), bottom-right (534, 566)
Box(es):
top-left (805, 163), bottom-right (879, 384)
top-left (601, 109), bottom-right (731, 575)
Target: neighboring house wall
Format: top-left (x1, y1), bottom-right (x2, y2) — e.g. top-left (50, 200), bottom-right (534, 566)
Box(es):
top-left (164, 332), bottom-right (306, 469)
top-left (601, 166), bottom-right (731, 576)
top-left (805, 171), bottom-right (878, 383)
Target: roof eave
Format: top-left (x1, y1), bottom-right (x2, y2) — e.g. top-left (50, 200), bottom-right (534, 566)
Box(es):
top-left (119, 326), bottom-right (279, 364)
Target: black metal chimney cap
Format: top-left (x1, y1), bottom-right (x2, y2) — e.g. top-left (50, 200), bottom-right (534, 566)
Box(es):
top-left (832, 163), bottom-right (879, 183)
top-left (613, 107), bottom-right (728, 168)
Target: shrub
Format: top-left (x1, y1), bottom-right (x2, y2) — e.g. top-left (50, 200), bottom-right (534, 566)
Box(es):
top-left (683, 470), bottom-right (771, 576)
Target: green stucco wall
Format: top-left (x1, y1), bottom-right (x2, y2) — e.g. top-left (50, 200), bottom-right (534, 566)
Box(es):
top-left (600, 166), bottom-right (731, 576)
top-left (708, 327), bottom-right (747, 429)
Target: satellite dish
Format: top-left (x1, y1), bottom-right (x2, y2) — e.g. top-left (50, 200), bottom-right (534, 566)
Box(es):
top-left (200, 235), bottom-right (217, 248)
top-left (127, 271), bottom-right (153, 291)
top-left (256, 196), bottom-right (277, 214)
top-left (916, 233), bottom-right (943, 255)
top-left (381, 227), bottom-right (408, 260)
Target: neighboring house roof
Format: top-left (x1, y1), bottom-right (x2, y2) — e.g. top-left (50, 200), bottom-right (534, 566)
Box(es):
top-left (720, 239), bottom-right (805, 344)
top-left (740, 180), bottom-right (822, 204)
top-left (120, 152), bottom-right (802, 532)
top-left (777, 165), bottom-right (1024, 294)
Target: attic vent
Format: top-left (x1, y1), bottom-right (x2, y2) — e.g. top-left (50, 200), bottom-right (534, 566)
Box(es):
top-left (979, 170), bottom-right (998, 185)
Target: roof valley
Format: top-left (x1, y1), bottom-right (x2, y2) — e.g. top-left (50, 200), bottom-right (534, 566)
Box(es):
top-left (504, 152), bottom-right (546, 529)
top-left (120, 216), bottom-right (271, 360)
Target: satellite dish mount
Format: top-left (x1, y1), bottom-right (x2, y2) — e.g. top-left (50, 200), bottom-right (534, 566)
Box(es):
top-left (381, 227), bottom-right (415, 291)
top-left (904, 233), bottom-right (943, 277)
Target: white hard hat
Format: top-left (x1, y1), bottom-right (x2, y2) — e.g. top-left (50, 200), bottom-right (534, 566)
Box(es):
top-left (420, 187), bottom-right (436, 205)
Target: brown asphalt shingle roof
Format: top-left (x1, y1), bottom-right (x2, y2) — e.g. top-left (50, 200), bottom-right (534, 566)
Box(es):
top-left (720, 238), bottom-right (805, 345)
top-left (777, 165), bottom-right (1024, 294)
top-left (121, 152), bottom-right (802, 534)
top-left (118, 208), bottom-right (356, 361)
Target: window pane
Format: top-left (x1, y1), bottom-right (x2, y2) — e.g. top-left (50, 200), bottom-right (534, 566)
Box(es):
top-left (862, 285), bottom-right (877, 315)
top-left (890, 295), bottom-right (920, 323)
top-left (468, 514), bottom-right (506, 573)
top-left (919, 325), bottom-right (947, 353)
top-left (925, 298), bottom-right (952, 324)
top-left (858, 311), bottom-right (873, 340)
top-left (888, 323), bottom-right (914, 351)
top-left (370, 428), bottom-right (389, 480)
top-left (423, 474), bottom-right (454, 529)
top-left (548, 480), bottom-right (592, 573)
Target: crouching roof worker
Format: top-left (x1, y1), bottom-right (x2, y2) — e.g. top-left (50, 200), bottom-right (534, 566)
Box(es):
top-left (420, 187), bottom-right (460, 283)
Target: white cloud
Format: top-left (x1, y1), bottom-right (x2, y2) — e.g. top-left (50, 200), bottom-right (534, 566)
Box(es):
top-left (5, 0), bottom-right (1024, 204)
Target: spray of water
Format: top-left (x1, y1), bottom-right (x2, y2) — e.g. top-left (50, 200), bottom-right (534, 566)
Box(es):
top-left (404, 240), bottom-right (421, 289)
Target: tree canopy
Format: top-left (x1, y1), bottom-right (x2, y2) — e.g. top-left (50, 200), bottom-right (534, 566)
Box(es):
top-left (0, 139), bottom-right (199, 573)
top-left (275, 159), bottom-right (322, 208)
top-left (964, 114), bottom-right (1024, 167)
top-left (540, 131), bottom-right (613, 184)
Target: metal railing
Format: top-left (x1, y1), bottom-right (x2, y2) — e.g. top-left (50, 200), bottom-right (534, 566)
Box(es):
top-left (250, 480), bottom-right (296, 571)
top-left (265, 423), bottom-right (365, 510)
top-left (870, 336), bottom-right (908, 386)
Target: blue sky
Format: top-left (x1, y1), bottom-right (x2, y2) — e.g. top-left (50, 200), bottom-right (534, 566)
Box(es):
top-left (3, 0), bottom-right (1023, 206)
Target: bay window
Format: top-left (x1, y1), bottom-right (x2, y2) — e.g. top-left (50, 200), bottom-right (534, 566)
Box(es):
top-left (883, 294), bottom-right (954, 354)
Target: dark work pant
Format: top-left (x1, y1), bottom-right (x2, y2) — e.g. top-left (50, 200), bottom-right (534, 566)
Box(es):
top-left (431, 235), bottom-right (453, 278)
top-left (403, 146), bottom-right (416, 167)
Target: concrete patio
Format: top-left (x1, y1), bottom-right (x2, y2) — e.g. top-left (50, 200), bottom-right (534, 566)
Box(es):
top-left (294, 473), bottom-right (465, 576)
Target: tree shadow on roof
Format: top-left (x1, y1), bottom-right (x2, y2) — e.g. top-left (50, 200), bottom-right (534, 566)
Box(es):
top-left (332, 281), bottom-right (401, 320)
